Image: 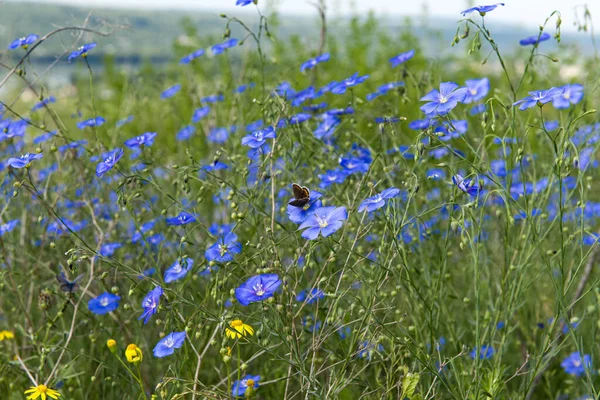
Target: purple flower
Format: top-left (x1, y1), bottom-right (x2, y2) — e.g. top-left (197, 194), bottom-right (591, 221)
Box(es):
top-left (513, 87), bottom-right (564, 110)
top-left (519, 32), bottom-right (551, 46)
top-left (298, 206), bottom-right (347, 240)
top-left (77, 116), bottom-right (105, 129)
top-left (68, 43), bottom-right (96, 61)
top-left (88, 292), bottom-right (120, 315)
top-left (358, 187), bottom-right (401, 213)
top-left (205, 232), bottom-right (242, 263)
top-left (6, 152), bottom-right (43, 168)
top-left (165, 211), bottom-right (196, 226)
top-left (192, 106), bottom-right (211, 123)
top-left (389, 49), bottom-right (415, 68)
top-left (452, 174), bottom-right (481, 197)
top-left (241, 126), bottom-right (276, 148)
top-left (139, 286), bottom-right (163, 324)
top-left (235, 274), bottom-right (282, 305)
top-left (180, 48), bottom-right (205, 64)
top-left (153, 331), bottom-right (186, 358)
top-left (553, 84), bottom-right (584, 109)
top-left (9, 34), bottom-right (39, 50)
top-left (300, 53), bottom-right (330, 72)
top-left (463, 77), bottom-right (490, 104)
top-left (164, 257), bottom-right (194, 283)
top-left (211, 38), bottom-right (238, 55)
top-left (232, 375), bottom-right (260, 397)
top-left (420, 82), bottom-right (467, 115)
top-left (561, 352), bottom-right (592, 377)
top-left (461, 3), bottom-right (504, 16)
top-left (124, 132), bottom-right (157, 148)
top-left (161, 84), bottom-right (181, 99)
top-left (96, 148), bottom-right (124, 178)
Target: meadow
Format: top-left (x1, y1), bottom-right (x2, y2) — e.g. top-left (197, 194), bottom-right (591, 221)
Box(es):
top-left (1, 1), bottom-right (600, 399)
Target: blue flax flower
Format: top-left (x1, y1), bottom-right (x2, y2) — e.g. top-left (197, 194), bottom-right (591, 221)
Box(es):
top-left (553, 84), bottom-right (584, 109)
top-left (358, 187), bottom-right (401, 213)
top-left (331, 73), bottom-right (369, 94)
top-left (205, 233), bottom-right (242, 263)
top-left (241, 126), bottom-right (276, 148)
top-left (139, 286), bottom-right (163, 324)
top-left (6, 152), bottom-right (43, 168)
top-left (463, 77), bottom-right (490, 103)
top-left (236, 0), bottom-right (254, 5)
top-left (235, 274), bottom-right (282, 306)
top-left (153, 331), bottom-right (186, 358)
top-left (192, 106), bottom-right (211, 123)
top-left (211, 38), bottom-right (238, 55)
top-left (77, 116), bottom-right (105, 129)
top-left (124, 132), bottom-right (157, 148)
top-left (0, 220), bottom-right (19, 236)
top-left (232, 375), bottom-right (260, 397)
top-left (96, 148), bottom-right (124, 178)
top-left (164, 257), bottom-right (194, 283)
top-left (513, 87), bottom-right (564, 110)
top-left (9, 34), bottom-right (39, 50)
top-left (298, 206), bottom-right (347, 240)
top-left (420, 82), bottom-right (467, 115)
top-left (519, 32), bottom-right (551, 46)
top-left (300, 53), bottom-right (330, 72)
top-left (561, 352), bottom-right (592, 377)
top-left (176, 125), bottom-right (195, 141)
top-left (296, 288), bottom-right (325, 304)
top-left (461, 3), bottom-right (504, 16)
top-left (470, 345), bottom-right (494, 359)
top-left (453, 174), bottom-right (481, 197)
top-left (68, 43), bottom-right (96, 61)
top-left (389, 49), bottom-right (415, 67)
top-left (287, 190), bottom-right (323, 224)
top-left (88, 292), bottom-right (120, 315)
top-left (31, 96), bottom-right (56, 112)
top-left (161, 84), bottom-right (181, 99)
top-left (180, 48), bottom-right (205, 64)
top-left (166, 211), bottom-right (196, 226)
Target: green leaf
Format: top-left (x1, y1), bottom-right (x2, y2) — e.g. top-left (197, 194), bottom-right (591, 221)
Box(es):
top-left (401, 372), bottom-right (420, 399)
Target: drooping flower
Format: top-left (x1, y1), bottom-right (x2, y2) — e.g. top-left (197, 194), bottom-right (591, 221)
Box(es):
top-left (470, 345), bottom-right (494, 359)
top-left (211, 38), bottom-right (238, 55)
top-left (88, 292), bottom-right (121, 315)
top-left (358, 187), bottom-right (401, 213)
top-left (298, 206), bottom-right (347, 240)
top-left (461, 3), bottom-right (504, 16)
top-left (124, 132), bottom-right (157, 148)
top-left (68, 43), bottom-right (96, 61)
top-left (165, 211), bottom-right (196, 226)
top-left (160, 84), bottom-right (181, 99)
top-left (389, 49), bottom-right (415, 68)
top-left (553, 84), bottom-right (584, 109)
top-left (513, 87), bottom-right (564, 110)
top-left (241, 126), bottom-right (276, 148)
top-left (24, 384), bottom-right (61, 400)
top-left (463, 77), bottom-right (490, 103)
top-left (205, 233), bottom-right (242, 263)
top-left (153, 331), bottom-right (186, 358)
top-left (6, 152), bottom-right (43, 169)
top-left (519, 32), bottom-right (551, 46)
top-left (420, 82), bottom-right (467, 115)
top-left (96, 148), bottom-right (124, 178)
top-left (225, 319), bottom-right (255, 339)
top-left (232, 375), bottom-right (260, 397)
top-left (300, 53), bottom-right (330, 72)
top-left (125, 344), bottom-right (143, 364)
top-left (77, 116), bottom-right (105, 130)
top-left (139, 286), bottom-right (163, 324)
top-left (452, 174), bottom-right (481, 197)
top-left (9, 34), bottom-right (39, 50)
top-left (164, 257), bottom-right (194, 283)
top-left (180, 48), bottom-right (205, 64)
top-left (235, 274), bottom-right (282, 306)
top-left (561, 352), bottom-right (592, 376)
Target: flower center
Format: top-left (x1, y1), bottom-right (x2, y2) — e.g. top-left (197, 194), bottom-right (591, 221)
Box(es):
top-left (439, 95), bottom-right (448, 104)
top-left (37, 385), bottom-right (48, 393)
top-left (573, 360), bottom-right (581, 367)
top-left (105, 157), bottom-right (113, 164)
top-left (219, 244), bottom-right (229, 257)
top-left (100, 297), bottom-right (109, 306)
top-left (470, 89), bottom-right (477, 95)
top-left (165, 337), bottom-right (175, 347)
top-left (253, 282), bottom-right (265, 296)
top-left (316, 215), bottom-right (329, 228)
top-left (245, 379), bottom-right (255, 387)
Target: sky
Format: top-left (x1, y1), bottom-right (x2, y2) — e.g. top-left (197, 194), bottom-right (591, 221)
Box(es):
top-left (14, 0), bottom-right (600, 31)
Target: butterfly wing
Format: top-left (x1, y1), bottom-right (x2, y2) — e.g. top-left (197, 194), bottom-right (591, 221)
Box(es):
top-left (292, 183), bottom-right (305, 200)
top-left (289, 183), bottom-right (311, 207)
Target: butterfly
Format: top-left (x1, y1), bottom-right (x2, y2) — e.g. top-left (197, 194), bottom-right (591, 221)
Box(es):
top-left (288, 183), bottom-right (311, 208)
top-left (56, 271), bottom-right (84, 293)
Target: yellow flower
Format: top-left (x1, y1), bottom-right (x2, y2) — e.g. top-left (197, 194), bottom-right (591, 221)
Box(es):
top-left (125, 343), bottom-right (143, 364)
top-left (225, 319), bottom-right (254, 339)
top-left (107, 339), bottom-right (117, 353)
top-left (0, 330), bottom-right (15, 341)
top-left (24, 384), bottom-right (61, 400)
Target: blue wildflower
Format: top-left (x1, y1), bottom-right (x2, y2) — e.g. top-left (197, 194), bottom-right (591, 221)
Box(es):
top-left (453, 174), bottom-right (481, 197)
top-left (561, 352), bottom-right (592, 377)
top-left (296, 288), bottom-right (325, 304)
top-left (236, 0), bottom-right (254, 6)
top-left (192, 106), bottom-right (211, 123)
top-left (389, 49), bottom-right (415, 67)
top-left (31, 96), bottom-right (56, 112)
top-left (470, 345), bottom-right (494, 359)
top-left (99, 242), bottom-right (122, 257)
top-left (331, 72), bottom-right (369, 94)
top-left (116, 115), bottom-right (134, 127)
top-left (208, 127), bottom-right (230, 143)
top-left (124, 132), bottom-right (157, 148)
top-left (77, 116), bottom-right (105, 129)
top-left (298, 206), bottom-right (347, 240)
top-left (470, 104), bottom-right (487, 115)
top-left (358, 187), bottom-right (400, 213)
top-left (232, 375), bottom-right (260, 397)
top-left (357, 341), bottom-right (384, 361)
top-left (139, 286), bottom-right (163, 324)
top-left (205, 233), bottom-right (242, 263)
top-left (513, 87), bottom-right (564, 110)
top-left (553, 84), bottom-right (584, 109)
top-left (96, 148), bottom-right (124, 178)
top-left (211, 38), bottom-right (238, 55)
top-left (319, 169), bottom-right (349, 188)
top-left (161, 84), bottom-right (181, 99)
top-left (9, 34), bottom-right (39, 50)
top-left (463, 77), bottom-right (490, 103)
top-left (241, 126), bottom-right (276, 148)
top-left (0, 220), bottom-right (19, 236)
top-left (201, 94), bottom-right (224, 104)
top-left (519, 32), bottom-right (551, 46)
top-left (235, 274), bottom-right (282, 306)
top-left (165, 211), bottom-right (196, 226)
top-left (68, 43), bottom-right (96, 61)
top-left (420, 82), bottom-right (467, 115)
top-left (176, 125), bottom-right (196, 141)
top-left (300, 53), bottom-right (330, 72)
top-left (88, 292), bottom-right (120, 315)
top-left (287, 191), bottom-right (323, 224)
top-left (153, 331), bottom-right (186, 358)
top-left (180, 48), bottom-right (205, 64)
top-left (164, 257), bottom-right (194, 283)
top-left (461, 3), bottom-right (504, 16)
top-left (6, 152), bottom-right (43, 168)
